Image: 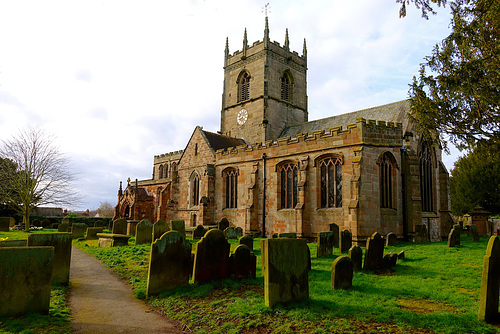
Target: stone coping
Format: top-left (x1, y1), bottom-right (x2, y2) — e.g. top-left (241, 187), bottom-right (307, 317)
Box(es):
top-left (96, 233), bottom-right (130, 239)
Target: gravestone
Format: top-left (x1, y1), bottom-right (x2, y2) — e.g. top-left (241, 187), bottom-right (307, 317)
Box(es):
top-left (447, 227), bottom-right (460, 247)
top-left (112, 218), bottom-right (127, 235)
top-left (230, 244), bottom-right (256, 278)
top-left (471, 224), bottom-right (480, 242)
top-left (398, 250), bottom-right (405, 260)
top-left (0, 217), bottom-right (13, 232)
top-left (261, 238), bottom-right (310, 307)
top-left (135, 219), bottom-right (153, 245)
top-left (71, 223), bottom-right (87, 239)
top-left (58, 222), bottom-right (69, 232)
top-left (329, 223), bottom-right (340, 247)
top-left (0, 246), bottom-right (54, 317)
top-left (317, 231), bottom-right (335, 258)
top-left (192, 229), bottom-right (230, 284)
top-left (153, 219), bottom-right (170, 241)
top-left (218, 217), bottom-right (230, 231)
top-left (389, 252), bottom-right (398, 268)
top-left (363, 232), bottom-right (384, 271)
top-left (348, 245), bottom-right (363, 271)
top-left (97, 233), bottom-right (130, 247)
top-left (0, 239), bottom-right (27, 247)
top-left (32, 219), bottom-right (41, 227)
top-left (479, 236), bottom-right (500, 323)
top-left (193, 225), bottom-right (206, 239)
top-left (171, 220), bottom-right (186, 237)
top-left (279, 233), bottom-right (297, 238)
top-left (239, 235), bottom-right (253, 250)
top-left (85, 227), bottom-right (104, 240)
top-left (127, 221), bottom-right (139, 235)
top-left (27, 233), bottom-right (72, 285)
top-left (235, 226), bottom-right (243, 237)
top-left (146, 231), bottom-right (192, 297)
top-left (414, 224), bottom-right (429, 244)
top-left (339, 229), bottom-right (352, 253)
top-left (224, 227), bottom-right (237, 239)
top-left (41, 219), bottom-right (51, 228)
top-left (331, 256), bottom-right (354, 290)
top-left (385, 232), bottom-right (398, 246)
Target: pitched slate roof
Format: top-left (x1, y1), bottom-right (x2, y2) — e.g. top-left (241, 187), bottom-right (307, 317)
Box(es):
top-left (279, 100), bottom-right (410, 138)
top-left (202, 129), bottom-right (247, 151)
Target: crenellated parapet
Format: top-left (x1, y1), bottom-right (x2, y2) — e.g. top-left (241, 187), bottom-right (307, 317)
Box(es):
top-left (154, 150), bottom-right (184, 162)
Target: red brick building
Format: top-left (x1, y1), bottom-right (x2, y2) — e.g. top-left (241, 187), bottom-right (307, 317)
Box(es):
top-left (114, 19), bottom-right (453, 243)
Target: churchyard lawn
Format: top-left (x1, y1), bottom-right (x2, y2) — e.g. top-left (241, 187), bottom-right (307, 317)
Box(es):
top-left (74, 234), bottom-right (497, 334)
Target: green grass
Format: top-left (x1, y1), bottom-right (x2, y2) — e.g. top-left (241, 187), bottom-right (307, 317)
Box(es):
top-left (0, 228), bottom-right (61, 241)
top-left (73, 235), bottom-right (498, 334)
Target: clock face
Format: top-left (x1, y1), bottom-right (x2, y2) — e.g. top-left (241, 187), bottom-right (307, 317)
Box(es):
top-left (237, 109), bottom-right (248, 125)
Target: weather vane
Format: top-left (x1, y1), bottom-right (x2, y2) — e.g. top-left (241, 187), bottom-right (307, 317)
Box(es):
top-left (262, 3), bottom-right (270, 18)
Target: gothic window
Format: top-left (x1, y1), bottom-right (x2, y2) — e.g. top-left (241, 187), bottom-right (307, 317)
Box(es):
top-left (194, 143), bottom-right (198, 156)
top-left (238, 72), bottom-right (250, 102)
top-left (190, 172), bottom-right (200, 207)
top-left (281, 73), bottom-right (291, 101)
top-left (279, 163), bottom-right (298, 209)
top-left (419, 141), bottom-right (434, 212)
top-left (158, 165), bottom-right (163, 179)
top-left (319, 157), bottom-right (342, 208)
top-left (165, 164), bottom-right (169, 178)
top-left (172, 162), bottom-right (177, 172)
top-left (380, 153), bottom-right (395, 209)
top-left (224, 168), bottom-right (238, 209)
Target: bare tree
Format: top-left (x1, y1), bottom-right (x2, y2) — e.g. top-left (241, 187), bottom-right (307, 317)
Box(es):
top-left (0, 128), bottom-right (80, 231)
top-left (97, 201), bottom-right (115, 218)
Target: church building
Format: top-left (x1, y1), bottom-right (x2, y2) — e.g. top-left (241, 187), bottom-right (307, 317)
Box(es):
top-left (113, 19), bottom-right (453, 244)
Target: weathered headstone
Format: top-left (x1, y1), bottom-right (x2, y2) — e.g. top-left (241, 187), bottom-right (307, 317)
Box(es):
top-left (193, 225), bottom-right (206, 239)
top-left (224, 227), bottom-right (237, 239)
top-left (447, 227), bottom-right (460, 247)
top-left (279, 233), bottom-right (297, 238)
top-left (239, 235), bottom-right (253, 250)
top-left (479, 236), bottom-right (500, 323)
top-left (398, 250), bottom-right (405, 260)
top-left (127, 221), bottom-right (140, 235)
top-left (71, 223), bottom-right (87, 239)
top-left (339, 229), bottom-right (352, 253)
top-left (385, 232), bottom-right (398, 246)
top-left (348, 245), bottom-right (363, 271)
top-left (0, 246), bottom-right (54, 317)
top-left (135, 219), bottom-right (153, 245)
top-left (414, 224), bottom-right (429, 244)
top-left (317, 231), bottom-right (335, 258)
top-left (218, 217), bottom-right (230, 231)
top-left (261, 238), bottom-right (310, 307)
top-left (471, 224), bottom-right (480, 242)
top-left (152, 219), bottom-right (170, 241)
top-left (32, 219), bottom-right (41, 227)
top-left (58, 222), bottom-right (69, 232)
top-left (85, 227), bottom-right (104, 240)
top-left (171, 220), bottom-right (186, 237)
top-left (146, 231), bottom-right (192, 297)
top-left (97, 233), bottom-right (130, 247)
top-left (0, 239), bottom-right (27, 247)
top-left (235, 226), bottom-right (243, 237)
top-left (27, 233), bottom-right (72, 284)
top-left (112, 218), bottom-right (127, 235)
top-left (41, 219), bottom-right (51, 228)
top-left (329, 223), bottom-right (340, 247)
top-left (192, 229), bottom-right (230, 284)
top-left (331, 256), bottom-right (354, 290)
top-left (363, 232), bottom-right (384, 271)
top-left (0, 217), bottom-right (13, 232)
top-left (230, 244), bottom-right (256, 278)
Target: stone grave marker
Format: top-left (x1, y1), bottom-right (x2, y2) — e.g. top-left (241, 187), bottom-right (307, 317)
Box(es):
top-left (235, 226), bottom-right (243, 237)
top-left (41, 219), bottom-right (51, 228)
top-left (239, 235), bottom-right (253, 250)
top-left (71, 223), bottom-right (87, 239)
top-left (331, 256), bottom-right (354, 290)
top-left (192, 229), bottom-right (230, 284)
top-left (339, 229), bottom-right (352, 253)
top-left (447, 227), bottom-right (460, 247)
top-left (224, 227), bottom-right (237, 239)
top-left (479, 236), bottom-right (500, 323)
top-left (0, 239), bottom-right (27, 247)
top-left (0, 217), bottom-right (13, 232)
top-left (135, 219), bottom-right (153, 245)
top-left (85, 227), bottom-right (104, 240)
top-left (398, 250), bottom-right (405, 260)
top-left (146, 231), bottom-right (192, 297)
top-left (0, 246), bottom-right (54, 317)
top-left (230, 244), bottom-right (256, 278)
top-left (171, 220), bottom-right (186, 237)
top-left (27, 233), bottom-right (72, 285)
top-left (112, 218), bottom-right (127, 235)
top-left (261, 238), bottom-right (310, 307)
top-left (279, 233), bottom-right (297, 238)
top-left (58, 222), bottom-right (69, 232)
top-left (127, 221), bottom-right (140, 235)
top-left (218, 217), bottom-right (230, 231)
top-left (153, 219), bottom-right (170, 241)
top-left (348, 245), bottom-right (363, 271)
top-left (363, 232), bottom-right (384, 270)
top-left (329, 223), bottom-right (340, 247)
top-left (317, 231), bottom-right (335, 258)
top-left (385, 232), bottom-right (398, 246)
top-left (414, 224), bottom-right (429, 244)
top-left (32, 219), bottom-right (41, 227)
top-left (193, 225), bottom-right (206, 239)
top-left (471, 224), bottom-right (480, 242)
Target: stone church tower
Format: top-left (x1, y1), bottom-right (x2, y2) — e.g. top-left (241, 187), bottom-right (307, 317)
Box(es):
top-left (220, 17), bottom-right (308, 144)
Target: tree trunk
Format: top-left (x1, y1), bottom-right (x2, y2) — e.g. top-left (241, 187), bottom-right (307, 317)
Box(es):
top-left (23, 208), bottom-right (30, 232)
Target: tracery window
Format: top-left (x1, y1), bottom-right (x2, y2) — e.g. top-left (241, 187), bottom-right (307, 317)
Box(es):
top-left (224, 168), bottom-right (238, 209)
top-left (190, 173), bottom-right (200, 207)
top-left (238, 72), bottom-right (250, 102)
top-left (279, 163), bottom-right (298, 209)
top-left (419, 141), bottom-right (433, 212)
top-left (380, 153), bottom-right (395, 209)
top-left (319, 157), bottom-right (342, 208)
top-left (281, 74), bottom-right (290, 101)
top-left (165, 164), bottom-right (169, 178)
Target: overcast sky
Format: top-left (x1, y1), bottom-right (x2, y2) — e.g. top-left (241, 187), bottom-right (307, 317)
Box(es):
top-left (0, 0), bottom-right (457, 211)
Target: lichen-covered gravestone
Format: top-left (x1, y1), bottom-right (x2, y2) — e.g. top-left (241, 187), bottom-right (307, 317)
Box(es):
top-left (224, 227), bottom-right (237, 239)
top-left (329, 223), bottom-right (340, 247)
top-left (27, 233), bottom-right (72, 285)
top-left (331, 256), bottom-right (354, 290)
top-left (135, 219), bottom-right (153, 245)
top-left (146, 231), bottom-right (192, 297)
top-left (279, 233), bottom-right (297, 238)
top-left (85, 227), bottom-right (104, 240)
top-left (385, 232), bottom-right (398, 246)
top-left (0, 217), bottom-right (13, 232)
top-left (58, 222), bottom-right (69, 232)
top-left (153, 219), bottom-right (170, 241)
top-left (127, 221), bottom-right (139, 235)
top-left (71, 223), bottom-right (87, 239)
top-left (363, 232), bottom-right (384, 270)
top-left (414, 224), bottom-right (429, 244)
top-left (261, 238), bottom-right (310, 307)
top-left (348, 245), bottom-right (363, 271)
top-left (239, 235), bottom-right (253, 250)
top-left (447, 227), bottom-right (460, 247)
top-left (193, 225), bottom-right (206, 239)
top-left (0, 246), bottom-right (54, 317)
top-left (317, 231), bottom-right (335, 258)
top-left (479, 236), bottom-right (500, 323)
top-left (218, 217), bottom-right (230, 231)
top-left (171, 220), bottom-right (186, 237)
top-left (192, 229), bottom-right (230, 284)
top-left (0, 239), bottom-right (27, 247)
top-left (471, 224), bottom-right (480, 242)
top-left (339, 229), bottom-right (352, 253)
top-left (230, 244), bottom-right (256, 278)
top-left (112, 218), bottom-right (128, 235)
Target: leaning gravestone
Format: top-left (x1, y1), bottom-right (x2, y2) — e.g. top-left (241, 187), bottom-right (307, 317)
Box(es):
top-left (0, 246), bottom-right (54, 317)
top-left (479, 236), bottom-right (500, 323)
top-left (363, 232), bottom-right (384, 271)
top-left (235, 226), bottom-right (243, 237)
top-left (112, 218), bottom-right (128, 235)
top-left (0, 217), bottom-right (13, 232)
top-left (331, 256), bottom-right (354, 290)
top-left (348, 245), bottom-right (363, 271)
top-left (71, 223), bottom-right (87, 239)
top-left (329, 223), bottom-right (340, 247)
top-left (339, 229), bottom-right (352, 253)
top-left (385, 232), bottom-right (398, 246)
top-left (171, 220), bottom-right (186, 237)
top-left (58, 222), bottom-right (69, 232)
top-left (85, 227), bottom-right (104, 240)
top-left (218, 217), bottom-right (230, 231)
top-left (192, 229), bottom-right (231, 284)
top-left (152, 219), bottom-right (170, 241)
top-left (230, 244), bottom-right (256, 278)
top-left (193, 225), bottom-right (206, 239)
top-left (224, 227), bottom-right (237, 239)
top-left (146, 231), bottom-right (192, 297)
top-left (471, 224), bottom-right (480, 242)
top-left (447, 227), bottom-right (460, 247)
top-left (27, 233), bottom-right (72, 285)
top-left (317, 231), bottom-right (335, 258)
top-left (261, 238), bottom-right (310, 307)
top-left (398, 250), bottom-right (405, 260)
top-left (135, 219), bottom-right (153, 245)
top-left (239, 235), bottom-right (253, 250)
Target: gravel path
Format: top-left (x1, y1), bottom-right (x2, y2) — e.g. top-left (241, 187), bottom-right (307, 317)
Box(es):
top-left (69, 246), bottom-right (184, 333)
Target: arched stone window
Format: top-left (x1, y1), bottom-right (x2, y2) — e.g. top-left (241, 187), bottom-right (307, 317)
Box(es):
top-left (190, 172), bottom-right (200, 207)
top-left (279, 162), bottom-right (298, 209)
top-left (224, 168), bottom-right (238, 209)
top-left (171, 162), bottom-right (177, 172)
top-left (158, 165), bottom-right (163, 179)
top-left (419, 141), bottom-right (434, 212)
top-left (319, 156), bottom-right (342, 208)
top-left (281, 72), bottom-right (292, 101)
top-left (380, 152), bottom-right (396, 209)
top-left (165, 164), bottom-right (169, 178)
top-left (238, 71), bottom-right (250, 102)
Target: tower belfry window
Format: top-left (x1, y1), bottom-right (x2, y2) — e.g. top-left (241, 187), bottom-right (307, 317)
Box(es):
top-left (419, 141), bottom-right (434, 212)
top-left (281, 74), bottom-right (290, 101)
top-left (239, 72), bottom-right (250, 102)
